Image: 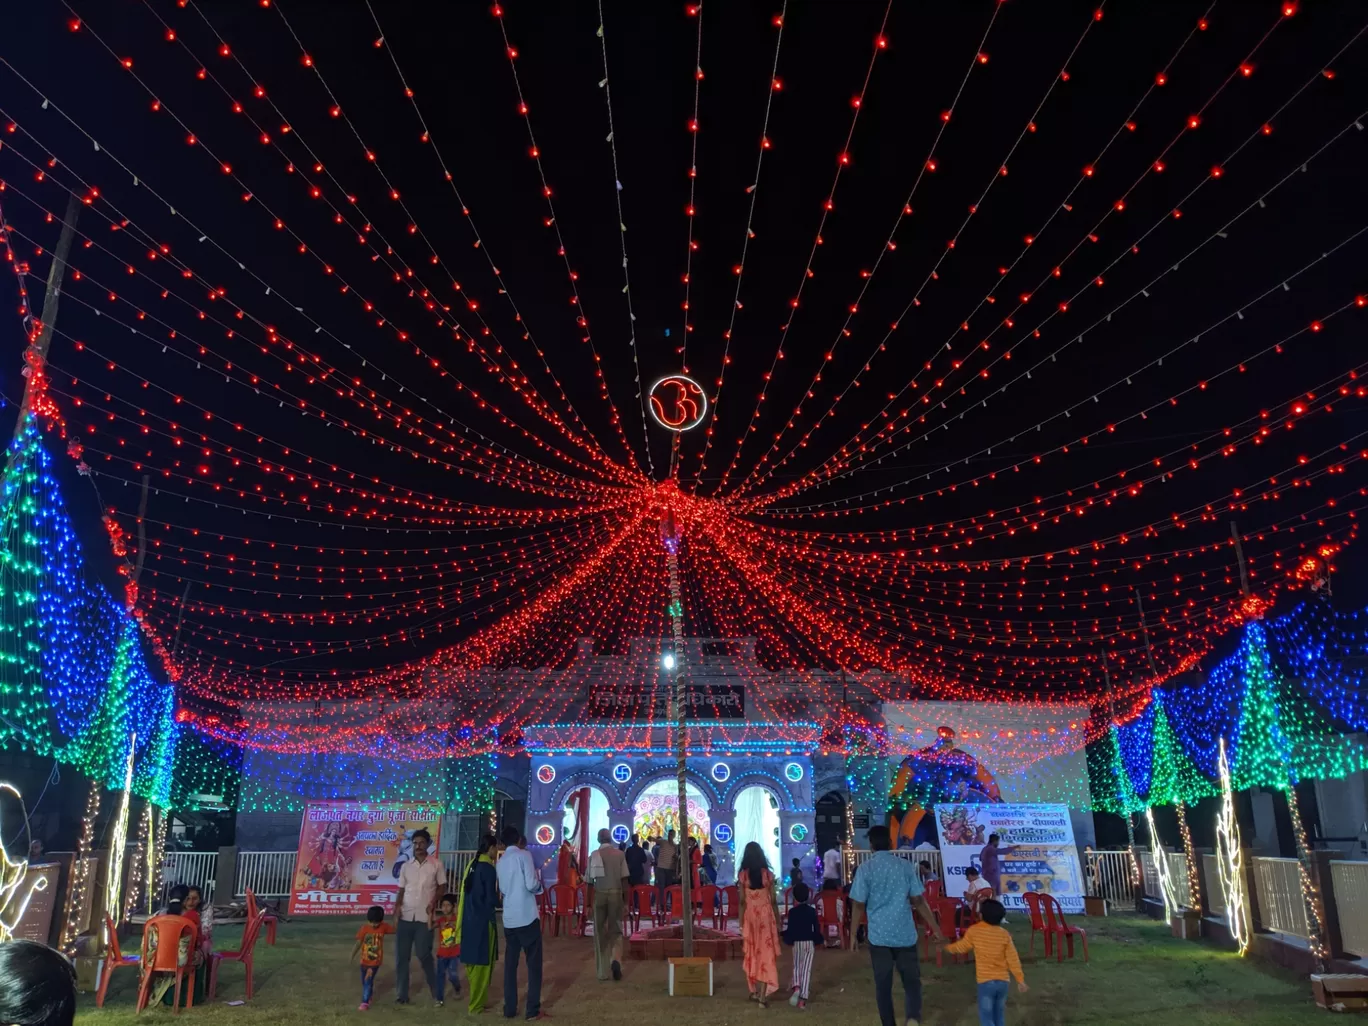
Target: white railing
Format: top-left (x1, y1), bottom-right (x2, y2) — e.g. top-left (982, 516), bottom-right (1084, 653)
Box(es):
top-left (1330, 860), bottom-right (1368, 958)
top-left (1202, 853), bottom-right (1226, 916)
top-left (441, 850), bottom-right (478, 886)
top-left (235, 851), bottom-right (296, 899)
top-left (1252, 857), bottom-right (1309, 938)
top-left (1086, 850), bottom-right (1136, 904)
top-left (1168, 851), bottom-right (1192, 908)
top-left (849, 849), bottom-right (942, 883)
top-left (160, 851), bottom-right (217, 903)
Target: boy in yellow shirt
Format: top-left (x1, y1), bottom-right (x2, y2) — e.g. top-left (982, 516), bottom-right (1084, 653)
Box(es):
top-left (943, 899), bottom-right (1028, 1026)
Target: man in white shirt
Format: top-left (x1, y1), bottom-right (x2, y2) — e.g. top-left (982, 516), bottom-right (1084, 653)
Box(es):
top-left (822, 846), bottom-right (842, 891)
top-left (393, 827), bottom-right (445, 1004)
top-left (495, 825), bottom-right (546, 1019)
top-left (963, 866), bottom-right (993, 912)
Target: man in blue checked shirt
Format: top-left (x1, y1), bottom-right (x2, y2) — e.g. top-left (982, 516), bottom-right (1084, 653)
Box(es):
top-left (851, 825), bottom-right (945, 1026)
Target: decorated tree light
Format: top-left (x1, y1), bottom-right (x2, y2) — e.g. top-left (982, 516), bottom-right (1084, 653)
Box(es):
top-left (1214, 738), bottom-right (1250, 955)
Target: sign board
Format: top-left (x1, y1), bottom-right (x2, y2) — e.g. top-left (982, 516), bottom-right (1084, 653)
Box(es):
top-left (933, 803), bottom-right (1084, 913)
top-left (588, 684), bottom-right (744, 720)
top-left (288, 801), bottom-right (443, 917)
top-left (13, 863), bottom-right (60, 944)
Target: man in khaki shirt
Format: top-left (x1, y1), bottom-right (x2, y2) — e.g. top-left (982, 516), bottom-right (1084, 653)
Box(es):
top-left (587, 828), bottom-right (630, 981)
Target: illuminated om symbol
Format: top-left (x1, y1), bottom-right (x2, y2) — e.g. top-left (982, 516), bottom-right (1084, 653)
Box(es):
top-left (649, 375), bottom-right (707, 431)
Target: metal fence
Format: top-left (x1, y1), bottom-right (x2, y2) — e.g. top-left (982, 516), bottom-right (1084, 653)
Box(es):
top-left (1330, 860), bottom-right (1368, 958)
top-left (159, 851), bottom-right (218, 903)
top-left (235, 851), bottom-right (296, 899)
top-left (440, 850), bottom-right (478, 885)
top-left (849, 849), bottom-right (942, 883)
top-left (1085, 849), bottom-right (1136, 904)
top-left (1252, 856), bottom-right (1309, 938)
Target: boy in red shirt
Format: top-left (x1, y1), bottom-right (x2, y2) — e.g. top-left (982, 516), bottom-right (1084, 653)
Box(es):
top-left (432, 892), bottom-right (462, 1005)
top-left (352, 905), bottom-right (395, 1011)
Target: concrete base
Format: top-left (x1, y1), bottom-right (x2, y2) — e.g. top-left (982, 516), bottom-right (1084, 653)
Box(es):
top-left (627, 925), bottom-right (742, 962)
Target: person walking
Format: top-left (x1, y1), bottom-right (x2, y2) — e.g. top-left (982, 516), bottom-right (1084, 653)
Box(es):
top-left (393, 828), bottom-right (445, 1005)
top-left (495, 825), bottom-right (547, 1020)
top-left (458, 834), bottom-right (499, 1014)
top-left (625, 834), bottom-right (648, 887)
top-left (654, 830), bottom-right (679, 915)
top-left (822, 844), bottom-right (842, 891)
top-left (737, 841), bottom-right (781, 1007)
top-left (978, 834), bottom-right (1017, 899)
top-left (851, 825), bottom-right (945, 1026)
top-left (587, 828), bottom-right (629, 982)
top-left (943, 900), bottom-right (1027, 1026)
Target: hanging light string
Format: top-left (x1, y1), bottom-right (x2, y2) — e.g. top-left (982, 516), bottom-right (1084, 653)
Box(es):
top-left (675, 0), bottom-right (706, 383)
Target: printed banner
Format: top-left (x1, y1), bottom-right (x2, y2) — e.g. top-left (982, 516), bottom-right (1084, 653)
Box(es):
top-left (933, 803), bottom-right (1084, 913)
top-left (288, 800), bottom-right (443, 916)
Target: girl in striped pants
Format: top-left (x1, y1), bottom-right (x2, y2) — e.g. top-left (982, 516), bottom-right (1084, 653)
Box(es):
top-left (782, 883), bottom-right (824, 1008)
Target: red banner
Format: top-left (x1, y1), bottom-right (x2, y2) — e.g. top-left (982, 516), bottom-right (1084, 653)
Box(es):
top-left (287, 801), bottom-right (444, 917)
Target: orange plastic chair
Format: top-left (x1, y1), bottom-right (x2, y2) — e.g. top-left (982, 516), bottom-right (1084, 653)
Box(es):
top-left (661, 884), bottom-right (684, 923)
top-left (695, 884), bottom-right (720, 928)
top-left (628, 884), bottom-right (656, 932)
top-left (208, 912), bottom-right (264, 1001)
top-left (546, 883), bottom-right (581, 937)
top-left (96, 913), bottom-right (142, 1007)
top-left (245, 888), bottom-right (278, 945)
top-left (814, 890), bottom-right (847, 948)
top-left (1023, 892), bottom-right (1050, 956)
top-left (1041, 894), bottom-right (1089, 963)
top-left (136, 914), bottom-right (197, 1013)
top-left (928, 898), bottom-right (965, 967)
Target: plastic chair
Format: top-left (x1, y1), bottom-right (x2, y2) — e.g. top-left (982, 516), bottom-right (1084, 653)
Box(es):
top-left (136, 914), bottom-right (197, 1013)
top-left (96, 914), bottom-right (142, 1007)
top-left (546, 884), bottom-right (581, 937)
top-left (924, 879), bottom-right (942, 901)
top-left (1023, 892), bottom-right (1050, 957)
top-left (661, 884), bottom-right (683, 923)
top-left (781, 885), bottom-right (793, 925)
top-left (208, 912), bottom-right (264, 1001)
top-left (1041, 894), bottom-right (1089, 963)
top-left (245, 888), bottom-right (278, 945)
top-left (929, 898), bottom-right (965, 967)
top-left (721, 885), bottom-right (740, 926)
top-left (695, 884), bottom-right (721, 928)
top-left (814, 890), bottom-right (847, 949)
top-left (536, 890), bottom-right (550, 933)
top-left (628, 884), bottom-right (656, 932)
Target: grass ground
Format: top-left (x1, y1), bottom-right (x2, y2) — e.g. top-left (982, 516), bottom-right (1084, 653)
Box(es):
top-left (80, 913), bottom-right (1317, 1026)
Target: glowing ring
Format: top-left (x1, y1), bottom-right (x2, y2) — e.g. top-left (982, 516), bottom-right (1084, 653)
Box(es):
top-left (648, 375), bottom-right (708, 432)
top-left (613, 763), bottom-right (633, 783)
top-left (714, 823), bottom-right (733, 843)
top-left (534, 824), bottom-right (556, 845)
top-left (789, 823), bottom-right (809, 843)
top-left (784, 762), bottom-right (805, 782)
top-left (711, 762), bottom-right (731, 783)
top-left (611, 824), bottom-right (631, 845)
top-left (536, 764), bottom-right (556, 785)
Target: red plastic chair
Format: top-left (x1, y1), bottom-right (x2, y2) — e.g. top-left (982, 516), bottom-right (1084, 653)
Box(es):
top-left (928, 898), bottom-right (965, 967)
top-left (546, 884), bottom-right (581, 937)
top-left (136, 914), bottom-right (197, 1013)
top-left (1041, 894), bottom-right (1089, 962)
top-left (96, 913), bottom-right (142, 1007)
top-left (536, 890), bottom-right (550, 933)
top-left (661, 884), bottom-right (684, 923)
top-left (628, 884), bottom-right (656, 932)
top-left (814, 890), bottom-right (847, 949)
top-left (781, 885), bottom-right (793, 925)
top-left (721, 885), bottom-right (740, 927)
top-left (1023, 892), bottom-right (1050, 957)
top-left (208, 912), bottom-right (264, 1001)
top-left (924, 879), bottom-right (943, 901)
top-left (245, 888), bottom-right (277, 945)
top-left (696, 884), bottom-right (721, 928)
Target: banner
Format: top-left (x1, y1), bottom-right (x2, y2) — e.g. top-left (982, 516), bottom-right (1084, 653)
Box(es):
top-left (933, 803), bottom-right (1084, 913)
top-left (288, 801), bottom-right (443, 917)
top-left (587, 684), bottom-right (745, 720)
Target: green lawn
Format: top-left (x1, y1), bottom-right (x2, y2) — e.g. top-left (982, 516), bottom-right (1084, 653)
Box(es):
top-left (81, 914), bottom-right (1316, 1026)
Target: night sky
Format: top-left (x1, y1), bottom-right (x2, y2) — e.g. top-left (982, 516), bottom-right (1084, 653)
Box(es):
top-left (2, 0), bottom-right (1367, 708)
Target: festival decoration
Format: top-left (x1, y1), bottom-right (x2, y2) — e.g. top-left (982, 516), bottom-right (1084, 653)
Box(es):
top-left (105, 733), bottom-right (136, 926)
top-left (58, 780), bottom-right (100, 955)
top-left (0, 783), bottom-right (48, 943)
top-left (648, 376), bottom-right (708, 433)
top-left (1213, 738), bottom-right (1250, 955)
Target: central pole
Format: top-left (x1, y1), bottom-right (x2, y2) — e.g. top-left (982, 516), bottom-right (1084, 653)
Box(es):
top-left (663, 513), bottom-right (693, 955)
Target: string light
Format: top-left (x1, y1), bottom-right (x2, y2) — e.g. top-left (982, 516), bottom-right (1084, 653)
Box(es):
top-left (0, 783), bottom-right (47, 943)
top-left (1214, 738), bottom-right (1250, 955)
top-left (59, 780), bottom-right (100, 955)
top-left (105, 733), bottom-right (136, 926)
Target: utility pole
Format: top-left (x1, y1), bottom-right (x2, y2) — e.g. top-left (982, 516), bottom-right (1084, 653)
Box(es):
top-left (11, 193), bottom-right (81, 448)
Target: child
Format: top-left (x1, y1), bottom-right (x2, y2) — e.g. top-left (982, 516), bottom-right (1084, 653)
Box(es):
top-left (943, 899), bottom-right (1028, 1026)
top-left (781, 882), bottom-right (823, 1009)
top-left (432, 892), bottom-right (461, 1005)
top-left (788, 857), bottom-right (803, 887)
top-left (352, 905), bottom-right (395, 1011)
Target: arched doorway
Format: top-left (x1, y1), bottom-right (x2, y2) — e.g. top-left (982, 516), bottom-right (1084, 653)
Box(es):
top-left (733, 785), bottom-right (781, 874)
top-left (815, 790), bottom-right (846, 856)
top-left (561, 785), bottom-right (610, 847)
top-left (633, 778), bottom-right (710, 846)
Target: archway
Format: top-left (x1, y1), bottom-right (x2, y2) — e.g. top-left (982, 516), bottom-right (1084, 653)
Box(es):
top-left (633, 778), bottom-right (710, 846)
top-left (560, 784), bottom-right (610, 848)
top-left (732, 785), bottom-right (781, 875)
top-left (815, 790), bottom-right (846, 856)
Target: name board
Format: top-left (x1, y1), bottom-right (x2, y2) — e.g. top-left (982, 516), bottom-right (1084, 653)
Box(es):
top-left (588, 684), bottom-right (745, 720)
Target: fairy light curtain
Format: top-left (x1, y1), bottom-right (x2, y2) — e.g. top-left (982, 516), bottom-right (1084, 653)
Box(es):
top-left (0, 417), bottom-right (177, 804)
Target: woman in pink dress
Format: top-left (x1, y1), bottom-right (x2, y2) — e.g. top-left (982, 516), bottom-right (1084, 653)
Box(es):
top-left (737, 842), bottom-right (780, 1006)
